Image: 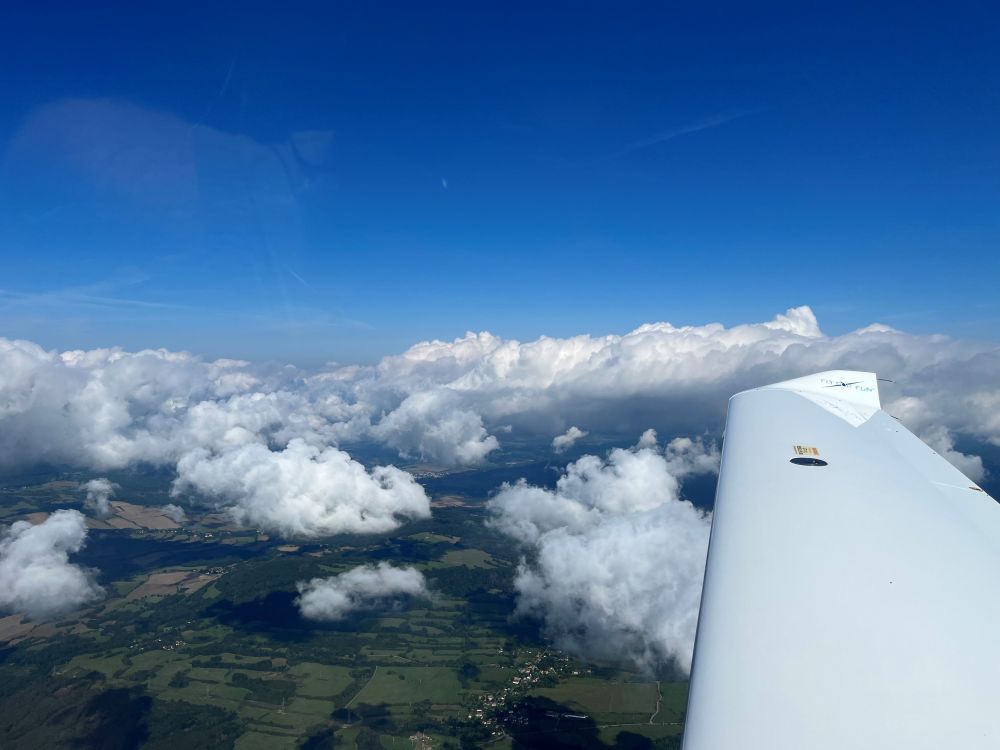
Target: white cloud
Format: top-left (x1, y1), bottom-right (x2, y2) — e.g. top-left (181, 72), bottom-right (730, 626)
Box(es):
top-left (358, 306), bottom-right (999, 478)
top-left (0, 510), bottom-right (103, 619)
top-left (172, 439), bottom-right (430, 538)
top-left (488, 433), bottom-right (718, 675)
top-left (0, 337), bottom-right (275, 471)
top-left (552, 426), bottom-right (588, 453)
top-left (0, 306), bottom-right (995, 679)
top-left (0, 340), bottom-right (428, 537)
top-left (370, 390), bottom-right (499, 466)
top-left (296, 562), bottom-right (429, 621)
top-left (661, 435), bottom-right (722, 478)
top-left (161, 503), bottom-right (188, 524)
top-left (0, 306), bottom-right (996, 541)
top-left (80, 477), bottom-right (118, 518)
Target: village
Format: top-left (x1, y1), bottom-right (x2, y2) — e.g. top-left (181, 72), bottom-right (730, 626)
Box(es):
top-left (465, 649), bottom-right (589, 738)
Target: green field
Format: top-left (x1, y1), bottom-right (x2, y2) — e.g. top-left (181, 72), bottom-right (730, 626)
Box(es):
top-left (0, 481), bottom-right (689, 749)
top-left (534, 677), bottom-right (657, 719)
top-left (289, 662), bottom-right (355, 698)
top-left (424, 548), bottom-right (498, 569)
top-left (353, 666), bottom-right (463, 706)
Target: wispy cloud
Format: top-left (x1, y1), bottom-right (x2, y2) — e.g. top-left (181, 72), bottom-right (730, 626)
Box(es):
top-left (287, 268), bottom-right (315, 292)
top-left (0, 289), bottom-right (189, 312)
top-left (0, 271), bottom-right (190, 313)
top-left (231, 305), bottom-right (374, 332)
top-left (0, 269), bottom-right (372, 335)
top-left (219, 57), bottom-right (236, 98)
top-left (608, 110), bottom-right (756, 159)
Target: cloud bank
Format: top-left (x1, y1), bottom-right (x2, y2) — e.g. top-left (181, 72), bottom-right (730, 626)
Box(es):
top-left (489, 433), bottom-right (719, 675)
top-left (0, 306), bottom-right (995, 541)
top-left (0, 338), bottom-right (431, 537)
top-left (361, 307), bottom-right (998, 479)
top-left (296, 562), bottom-right (430, 621)
top-left (0, 510), bottom-right (103, 619)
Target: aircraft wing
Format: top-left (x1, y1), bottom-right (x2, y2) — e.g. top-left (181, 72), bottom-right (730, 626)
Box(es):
top-left (683, 370), bottom-right (1000, 749)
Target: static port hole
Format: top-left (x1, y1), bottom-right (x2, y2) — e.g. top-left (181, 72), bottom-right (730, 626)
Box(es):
top-left (790, 457), bottom-right (827, 467)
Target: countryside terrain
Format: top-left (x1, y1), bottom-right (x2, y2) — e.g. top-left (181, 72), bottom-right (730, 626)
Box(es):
top-left (0, 461), bottom-right (690, 749)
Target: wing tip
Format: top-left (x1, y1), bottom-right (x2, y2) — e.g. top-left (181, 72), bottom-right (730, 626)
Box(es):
top-left (746, 370), bottom-right (882, 410)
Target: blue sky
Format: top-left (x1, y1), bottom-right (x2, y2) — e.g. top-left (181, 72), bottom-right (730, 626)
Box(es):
top-left (2, 2), bottom-right (998, 364)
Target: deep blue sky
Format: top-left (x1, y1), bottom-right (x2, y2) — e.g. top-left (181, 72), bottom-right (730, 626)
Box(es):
top-left (2, 2), bottom-right (998, 364)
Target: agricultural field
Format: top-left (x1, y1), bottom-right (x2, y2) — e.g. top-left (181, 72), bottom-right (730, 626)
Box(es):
top-left (0, 470), bottom-right (688, 749)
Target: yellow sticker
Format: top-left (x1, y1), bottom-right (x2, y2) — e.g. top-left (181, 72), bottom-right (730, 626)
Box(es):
top-left (793, 445), bottom-right (820, 456)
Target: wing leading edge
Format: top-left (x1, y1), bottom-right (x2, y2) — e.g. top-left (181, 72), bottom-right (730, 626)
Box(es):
top-left (683, 371), bottom-right (1000, 749)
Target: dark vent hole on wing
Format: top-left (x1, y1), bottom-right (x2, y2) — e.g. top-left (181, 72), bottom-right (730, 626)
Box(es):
top-left (790, 457), bottom-right (828, 467)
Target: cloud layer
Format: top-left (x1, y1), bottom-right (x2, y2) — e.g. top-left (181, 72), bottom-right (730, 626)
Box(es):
top-left (0, 306), bottom-right (995, 543)
top-left (296, 562), bottom-right (430, 621)
top-left (489, 434), bottom-right (718, 675)
top-left (0, 338), bottom-right (431, 537)
top-left (360, 307), bottom-right (999, 478)
top-left (0, 510), bottom-right (103, 619)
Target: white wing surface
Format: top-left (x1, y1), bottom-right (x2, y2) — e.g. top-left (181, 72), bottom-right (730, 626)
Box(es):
top-left (683, 370), bottom-right (1000, 749)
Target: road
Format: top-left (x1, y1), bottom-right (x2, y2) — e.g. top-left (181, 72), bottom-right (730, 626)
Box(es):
top-left (345, 664), bottom-right (378, 709)
top-left (649, 680), bottom-right (662, 724)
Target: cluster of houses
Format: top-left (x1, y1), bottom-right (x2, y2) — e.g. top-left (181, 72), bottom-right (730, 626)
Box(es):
top-left (127, 634), bottom-right (187, 653)
top-left (465, 651), bottom-right (586, 736)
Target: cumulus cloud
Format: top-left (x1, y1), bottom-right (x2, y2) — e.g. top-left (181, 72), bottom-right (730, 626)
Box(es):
top-left (172, 439), bottom-right (429, 537)
top-left (362, 306), bottom-right (999, 479)
top-left (659, 434), bottom-right (722, 478)
top-left (0, 510), bottom-right (103, 619)
top-left (488, 434), bottom-right (718, 675)
top-left (296, 562), bottom-right (430, 621)
top-left (0, 306), bottom-right (996, 539)
top-left (0, 339), bottom-right (430, 537)
top-left (370, 390), bottom-right (499, 466)
top-left (80, 478), bottom-right (118, 518)
top-left (160, 503), bottom-right (188, 524)
top-left (552, 426), bottom-right (588, 453)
